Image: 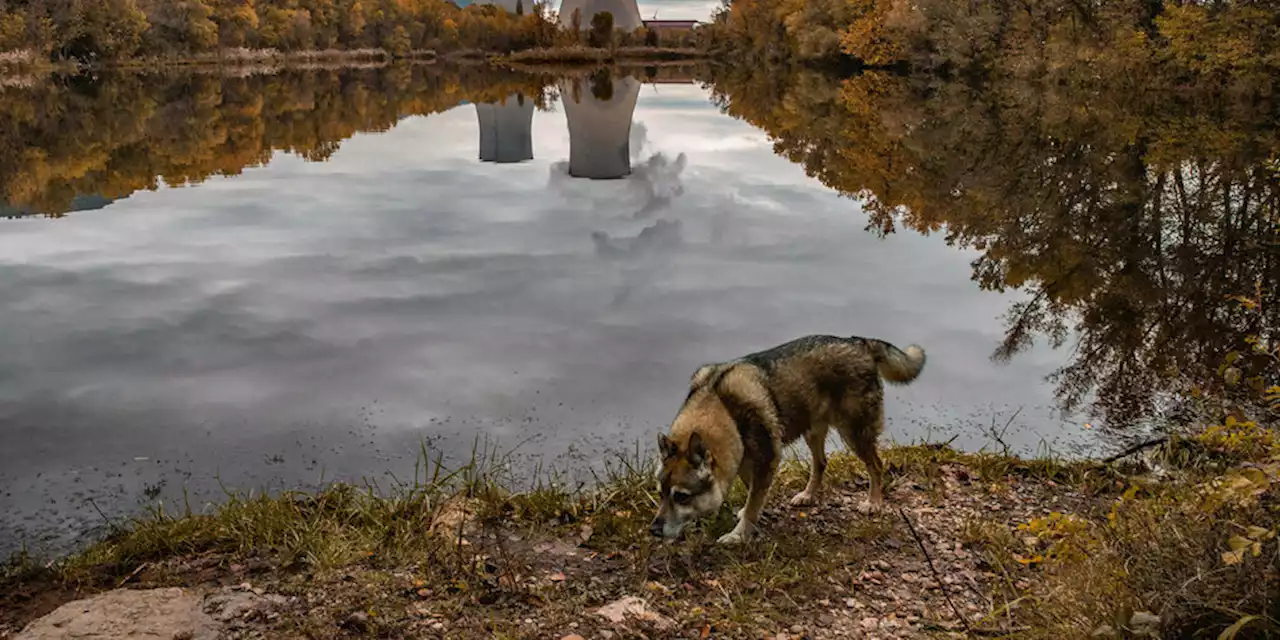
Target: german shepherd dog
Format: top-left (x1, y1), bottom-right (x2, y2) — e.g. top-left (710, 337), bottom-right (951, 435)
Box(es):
top-left (650, 335), bottom-right (926, 543)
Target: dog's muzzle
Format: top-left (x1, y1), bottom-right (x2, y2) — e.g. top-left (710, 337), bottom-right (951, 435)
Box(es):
top-left (648, 518), bottom-right (665, 537)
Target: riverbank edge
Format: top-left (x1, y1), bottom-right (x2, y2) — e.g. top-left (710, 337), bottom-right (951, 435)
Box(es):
top-left (0, 45), bottom-right (707, 80)
top-left (3, 430), bottom-right (1274, 638)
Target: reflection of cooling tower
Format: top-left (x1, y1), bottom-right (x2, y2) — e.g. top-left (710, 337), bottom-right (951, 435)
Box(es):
top-left (560, 76), bottom-right (641, 180)
top-left (475, 93), bottom-right (535, 163)
top-left (557, 0), bottom-right (643, 30)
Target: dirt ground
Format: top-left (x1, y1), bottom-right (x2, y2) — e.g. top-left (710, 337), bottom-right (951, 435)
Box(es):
top-left (2, 452), bottom-right (1103, 639)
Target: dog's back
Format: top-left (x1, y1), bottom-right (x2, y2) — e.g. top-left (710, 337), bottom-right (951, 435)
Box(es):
top-left (735, 335), bottom-right (925, 444)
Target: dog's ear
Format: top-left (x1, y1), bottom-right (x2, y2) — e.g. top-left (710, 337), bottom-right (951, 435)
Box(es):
top-left (690, 364), bottom-right (718, 389)
top-left (657, 433), bottom-right (677, 459)
top-left (687, 431), bottom-right (707, 466)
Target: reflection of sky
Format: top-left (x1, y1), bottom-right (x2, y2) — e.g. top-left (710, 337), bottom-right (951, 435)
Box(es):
top-left (0, 83), bottom-right (1087, 555)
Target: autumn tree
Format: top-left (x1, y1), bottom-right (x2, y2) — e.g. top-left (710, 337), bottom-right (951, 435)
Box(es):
top-left (50, 0), bottom-right (151, 59)
top-left (209, 0), bottom-right (258, 47)
top-left (139, 0), bottom-right (219, 52)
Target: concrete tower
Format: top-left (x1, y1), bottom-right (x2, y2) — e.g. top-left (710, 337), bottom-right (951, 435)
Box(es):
top-left (560, 74), bottom-right (641, 179)
top-left (557, 0), bottom-right (643, 30)
top-left (475, 93), bottom-right (535, 163)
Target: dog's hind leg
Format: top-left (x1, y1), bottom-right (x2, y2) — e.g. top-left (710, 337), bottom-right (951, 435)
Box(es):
top-left (837, 409), bottom-right (886, 514)
top-left (790, 424), bottom-right (828, 507)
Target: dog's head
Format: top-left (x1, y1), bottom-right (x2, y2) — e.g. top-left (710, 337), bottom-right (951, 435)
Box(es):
top-left (650, 431), bottom-right (725, 539)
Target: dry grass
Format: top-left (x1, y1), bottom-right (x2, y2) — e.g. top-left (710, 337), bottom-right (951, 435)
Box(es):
top-left (967, 428), bottom-right (1280, 638)
top-left (4, 432), bottom-right (1276, 638)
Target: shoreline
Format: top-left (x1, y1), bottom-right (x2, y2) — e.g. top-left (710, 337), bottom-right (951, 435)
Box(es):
top-left (0, 46), bottom-right (708, 81)
top-left (4, 429), bottom-right (1273, 638)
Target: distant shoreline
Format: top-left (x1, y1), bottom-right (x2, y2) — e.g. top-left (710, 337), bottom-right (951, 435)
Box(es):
top-left (0, 46), bottom-right (707, 80)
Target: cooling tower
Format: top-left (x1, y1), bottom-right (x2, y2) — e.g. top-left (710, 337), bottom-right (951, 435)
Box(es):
top-left (475, 93), bottom-right (535, 163)
top-left (560, 75), bottom-right (641, 179)
top-left (557, 0), bottom-right (643, 31)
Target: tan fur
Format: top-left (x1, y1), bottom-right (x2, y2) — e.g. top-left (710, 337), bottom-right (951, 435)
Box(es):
top-left (651, 335), bottom-right (925, 543)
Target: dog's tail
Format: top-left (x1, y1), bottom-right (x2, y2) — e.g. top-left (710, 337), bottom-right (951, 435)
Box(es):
top-left (869, 339), bottom-right (926, 385)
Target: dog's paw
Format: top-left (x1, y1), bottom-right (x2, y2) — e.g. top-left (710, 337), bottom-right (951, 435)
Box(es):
top-left (855, 500), bottom-right (884, 515)
top-left (717, 529), bottom-right (748, 544)
top-left (789, 490), bottom-right (817, 507)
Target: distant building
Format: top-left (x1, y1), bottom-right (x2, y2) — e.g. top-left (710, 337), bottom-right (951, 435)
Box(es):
top-left (643, 19), bottom-right (700, 34)
top-left (452, 0), bottom-right (529, 11)
top-left (475, 93), bottom-right (535, 164)
top-left (558, 0), bottom-right (643, 31)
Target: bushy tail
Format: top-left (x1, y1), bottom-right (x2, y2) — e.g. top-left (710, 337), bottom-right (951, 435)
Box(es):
top-left (870, 339), bottom-right (926, 384)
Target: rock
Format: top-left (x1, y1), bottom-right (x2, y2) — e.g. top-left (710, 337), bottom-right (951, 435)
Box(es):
top-left (204, 588), bottom-right (285, 624)
top-left (341, 611), bottom-right (370, 632)
top-left (592, 596), bottom-right (675, 631)
top-left (560, 635), bottom-right (587, 640)
top-left (15, 588), bottom-right (219, 640)
top-left (859, 617), bottom-right (878, 631)
top-left (790, 623), bottom-right (803, 632)
top-left (1128, 611), bottom-right (1161, 636)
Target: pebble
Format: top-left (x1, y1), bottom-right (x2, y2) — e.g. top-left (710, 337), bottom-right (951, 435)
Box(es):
top-left (790, 624), bottom-right (803, 633)
top-left (859, 617), bottom-right (878, 630)
top-left (559, 635), bottom-right (586, 640)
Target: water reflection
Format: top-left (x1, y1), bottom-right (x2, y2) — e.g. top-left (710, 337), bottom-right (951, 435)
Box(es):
top-left (707, 67), bottom-right (1280, 427)
top-left (4, 63), bottom-right (1269, 554)
top-left (562, 72), bottom-right (642, 180)
top-left (475, 93), bottom-right (535, 163)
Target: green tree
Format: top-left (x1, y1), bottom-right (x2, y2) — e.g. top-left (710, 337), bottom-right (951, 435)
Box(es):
top-left (587, 10), bottom-right (612, 47)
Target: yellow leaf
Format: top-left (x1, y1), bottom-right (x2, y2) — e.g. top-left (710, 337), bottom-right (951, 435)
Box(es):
top-left (1246, 526), bottom-right (1274, 540)
top-left (1228, 535), bottom-right (1252, 553)
top-left (1222, 549), bottom-right (1244, 565)
top-left (1241, 468), bottom-right (1269, 489)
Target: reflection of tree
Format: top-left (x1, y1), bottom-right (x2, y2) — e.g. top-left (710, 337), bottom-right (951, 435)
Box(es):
top-left (0, 66), bottom-right (555, 216)
top-left (709, 66), bottom-right (1280, 425)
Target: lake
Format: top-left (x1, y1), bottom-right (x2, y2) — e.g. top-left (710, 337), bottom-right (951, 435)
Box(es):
top-left (1, 65), bottom-right (1274, 555)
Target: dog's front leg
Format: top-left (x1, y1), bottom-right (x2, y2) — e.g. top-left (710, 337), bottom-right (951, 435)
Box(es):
top-left (719, 465), bottom-right (775, 544)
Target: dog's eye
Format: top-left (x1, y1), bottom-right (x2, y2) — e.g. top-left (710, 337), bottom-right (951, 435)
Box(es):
top-left (672, 491), bottom-right (693, 505)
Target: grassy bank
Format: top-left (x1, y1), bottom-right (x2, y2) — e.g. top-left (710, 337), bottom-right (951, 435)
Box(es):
top-left (4, 424), bottom-right (1276, 638)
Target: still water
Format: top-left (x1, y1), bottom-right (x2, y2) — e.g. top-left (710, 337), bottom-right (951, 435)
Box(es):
top-left (0, 66), bottom-right (1205, 554)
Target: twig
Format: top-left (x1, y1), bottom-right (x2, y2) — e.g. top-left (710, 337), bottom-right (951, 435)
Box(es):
top-left (87, 498), bottom-right (122, 535)
top-left (987, 407), bottom-right (1022, 456)
top-left (117, 562), bottom-right (148, 588)
top-left (1102, 436), bottom-right (1168, 464)
top-left (899, 508), bottom-right (971, 634)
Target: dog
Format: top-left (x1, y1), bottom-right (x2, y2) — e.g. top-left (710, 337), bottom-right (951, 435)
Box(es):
top-left (649, 335), bottom-right (926, 543)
